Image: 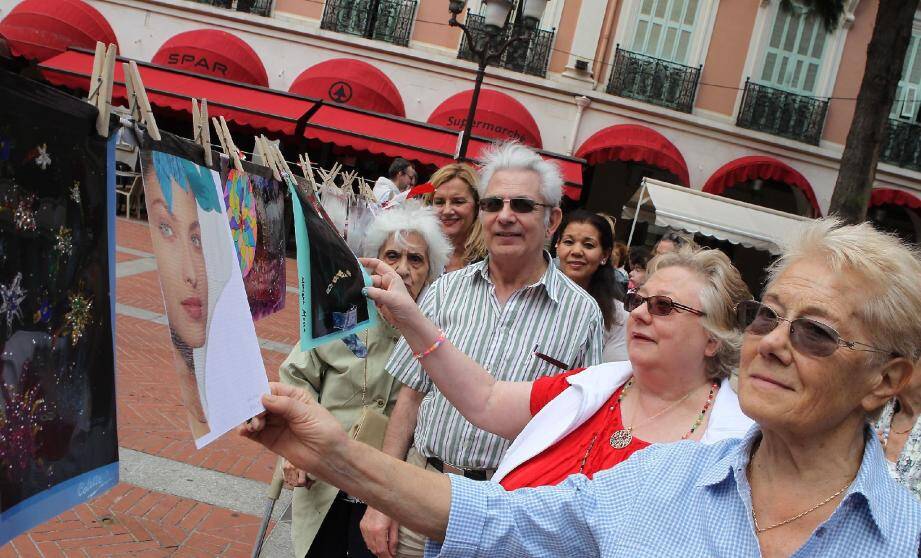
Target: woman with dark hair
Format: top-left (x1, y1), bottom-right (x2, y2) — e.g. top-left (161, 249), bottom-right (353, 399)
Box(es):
top-left (554, 210), bottom-right (628, 362)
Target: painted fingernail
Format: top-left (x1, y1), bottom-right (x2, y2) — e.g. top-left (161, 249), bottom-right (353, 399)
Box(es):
top-left (361, 287), bottom-right (369, 296)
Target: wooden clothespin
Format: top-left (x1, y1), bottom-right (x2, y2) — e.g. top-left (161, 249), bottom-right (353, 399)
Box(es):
top-left (340, 170), bottom-right (358, 198)
top-left (270, 143), bottom-right (294, 182)
top-left (210, 116), bottom-right (228, 157)
top-left (216, 116), bottom-right (244, 174)
top-left (87, 42), bottom-right (116, 137)
top-left (255, 135), bottom-right (281, 181)
top-left (316, 162), bottom-right (341, 192)
top-left (192, 98), bottom-right (212, 167)
top-left (297, 154), bottom-right (320, 194)
top-left (123, 60), bottom-right (160, 141)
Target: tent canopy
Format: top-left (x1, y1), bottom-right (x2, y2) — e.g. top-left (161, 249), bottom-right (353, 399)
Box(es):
top-left (625, 178), bottom-right (811, 255)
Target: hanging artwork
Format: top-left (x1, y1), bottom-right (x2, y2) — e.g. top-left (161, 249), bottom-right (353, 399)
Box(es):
top-left (219, 161), bottom-right (286, 320)
top-left (139, 131), bottom-right (268, 448)
top-left (289, 175), bottom-right (376, 351)
top-left (0, 69), bottom-right (118, 545)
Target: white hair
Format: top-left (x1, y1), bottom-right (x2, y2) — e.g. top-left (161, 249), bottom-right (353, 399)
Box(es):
top-left (477, 142), bottom-right (563, 207)
top-left (767, 217), bottom-right (921, 363)
top-left (361, 202), bottom-right (452, 284)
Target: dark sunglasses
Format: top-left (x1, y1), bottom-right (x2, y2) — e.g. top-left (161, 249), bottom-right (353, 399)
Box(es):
top-left (478, 196), bottom-right (552, 214)
top-left (624, 291), bottom-right (706, 317)
top-left (735, 300), bottom-right (896, 358)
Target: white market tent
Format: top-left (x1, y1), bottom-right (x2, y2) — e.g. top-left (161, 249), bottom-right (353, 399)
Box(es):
top-left (624, 178), bottom-right (813, 255)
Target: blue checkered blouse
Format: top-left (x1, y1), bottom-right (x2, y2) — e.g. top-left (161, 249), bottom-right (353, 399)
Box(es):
top-left (426, 426), bottom-right (921, 557)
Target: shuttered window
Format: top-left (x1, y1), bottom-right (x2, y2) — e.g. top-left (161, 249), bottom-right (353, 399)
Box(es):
top-left (892, 33), bottom-right (921, 122)
top-left (759, 2), bottom-right (828, 95)
top-left (630, 0), bottom-right (701, 64)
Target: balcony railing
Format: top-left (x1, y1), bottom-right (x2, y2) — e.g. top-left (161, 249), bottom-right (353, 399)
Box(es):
top-left (736, 79), bottom-right (828, 145)
top-left (606, 46), bottom-right (701, 113)
top-left (881, 118), bottom-right (921, 172)
top-left (320, 0), bottom-right (417, 47)
top-left (457, 14), bottom-right (555, 78)
top-left (191, 0), bottom-right (273, 17)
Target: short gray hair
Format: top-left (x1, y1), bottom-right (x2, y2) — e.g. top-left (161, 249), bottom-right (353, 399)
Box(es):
top-left (648, 246), bottom-right (753, 381)
top-left (478, 142), bottom-right (563, 207)
top-left (361, 202), bottom-right (452, 285)
top-left (767, 218), bottom-right (921, 363)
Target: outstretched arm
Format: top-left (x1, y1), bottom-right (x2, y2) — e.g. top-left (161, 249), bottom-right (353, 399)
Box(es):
top-left (361, 257), bottom-right (532, 440)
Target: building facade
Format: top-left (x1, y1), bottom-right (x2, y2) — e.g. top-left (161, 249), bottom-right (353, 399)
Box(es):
top-left (4, 0), bottom-right (919, 240)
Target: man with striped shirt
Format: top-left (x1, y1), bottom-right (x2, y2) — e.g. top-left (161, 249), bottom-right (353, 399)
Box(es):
top-left (360, 143), bottom-right (604, 558)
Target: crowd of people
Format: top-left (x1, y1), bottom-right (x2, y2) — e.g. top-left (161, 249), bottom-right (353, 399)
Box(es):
top-left (257, 142), bottom-right (921, 558)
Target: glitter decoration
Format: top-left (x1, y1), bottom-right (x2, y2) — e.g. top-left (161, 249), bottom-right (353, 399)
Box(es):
top-left (33, 298), bottom-right (52, 324)
top-left (70, 181), bottom-right (81, 204)
top-left (1, 272), bottom-right (27, 330)
top-left (55, 226), bottom-right (73, 256)
top-left (35, 143), bottom-right (51, 170)
top-left (65, 292), bottom-right (93, 346)
top-left (0, 381), bottom-right (47, 474)
top-left (14, 193), bottom-right (36, 231)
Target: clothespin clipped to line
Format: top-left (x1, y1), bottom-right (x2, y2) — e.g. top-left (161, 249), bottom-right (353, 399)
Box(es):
top-left (87, 42), bottom-right (116, 137)
top-left (191, 98), bottom-right (212, 167)
top-left (211, 116), bottom-right (244, 174)
top-left (122, 59), bottom-right (160, 141)
top-left (340, 170), bottom-right (358, 198)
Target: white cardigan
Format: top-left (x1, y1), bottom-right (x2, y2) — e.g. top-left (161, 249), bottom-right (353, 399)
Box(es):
top-left (493, 361), bottom-right (754, 483)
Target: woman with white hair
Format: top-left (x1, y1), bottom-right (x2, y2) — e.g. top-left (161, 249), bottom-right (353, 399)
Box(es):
top-left (278, 202), bottom-right (450, 558)
top-left (246, 218), bottom-right (921, 557)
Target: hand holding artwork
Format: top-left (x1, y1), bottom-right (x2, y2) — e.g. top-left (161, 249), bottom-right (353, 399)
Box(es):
top-left (359, 257), bottom-right (425, 329)
top-left (242, 383), bottom-right (350, 477)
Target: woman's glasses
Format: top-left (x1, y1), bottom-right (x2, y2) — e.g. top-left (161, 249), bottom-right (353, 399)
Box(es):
top-left (735, 300), bottom-right (896, 358)
top-left (478, 196), bottom-right (552, 214)
top-left (624, 291), bottom-right (706, 316)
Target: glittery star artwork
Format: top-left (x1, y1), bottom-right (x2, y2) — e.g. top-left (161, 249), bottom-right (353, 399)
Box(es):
top-left (55, 226), bottom-right (73, 256)
top-left (34, 143), bottom-right (51, 170)
top-left (70, 181), bottom-right (81, 204)
top-left (0, 381), bottom-right (47, 474)
top-left (65, 292), bottom-right (92, 346)
top-left (14, 193), bottom-right (36, 231)
top-left (0, 272), bottom-right (27, 330)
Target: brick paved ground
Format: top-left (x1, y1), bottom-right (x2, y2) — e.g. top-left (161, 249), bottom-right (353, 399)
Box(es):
top-left (2, 218), bottom-right (299, 556)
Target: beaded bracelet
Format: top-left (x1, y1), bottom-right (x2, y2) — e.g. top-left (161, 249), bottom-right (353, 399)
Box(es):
top-left (413, 330), bottom-right (447, 360)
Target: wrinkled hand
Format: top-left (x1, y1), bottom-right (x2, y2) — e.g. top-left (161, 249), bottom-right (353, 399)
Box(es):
top-left (282, 459), bottom-right (315, 488)
top-left (241, 382), bottom-right (349, 476)
top-left (361, 506), bottom-right (399, 558)
top-left (359, 257), bottom-right (422, 328)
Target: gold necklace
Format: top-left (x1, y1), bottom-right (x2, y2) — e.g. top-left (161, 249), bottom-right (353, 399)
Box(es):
top-left (750, 468), bottom-right (855, 533)
top-left (609, 378), bottom-right (694, 449)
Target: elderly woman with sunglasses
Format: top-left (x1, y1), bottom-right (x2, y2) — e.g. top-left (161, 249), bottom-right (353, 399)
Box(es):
top-left (244, 218), bottom-right (921, 557)
top-left (365, 245), bottom-right (755, 490)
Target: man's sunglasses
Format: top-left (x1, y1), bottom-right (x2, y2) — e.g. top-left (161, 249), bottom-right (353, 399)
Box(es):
top-left (735, 300), bottom-right (896, 358)
top-left (624, 291), bottom-right (706, 317)
top-left (478, 196), bottom-right (552, 214)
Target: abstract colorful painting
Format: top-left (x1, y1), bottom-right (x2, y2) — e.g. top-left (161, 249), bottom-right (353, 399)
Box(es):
top-left (219, 161), bottom-right (286, 320)
top-left (139, 132), bottom-right (268, 449)
top-left (0, 69), bottom-right (117, 545)
top-left (289, 174), bottom-right (376, 351)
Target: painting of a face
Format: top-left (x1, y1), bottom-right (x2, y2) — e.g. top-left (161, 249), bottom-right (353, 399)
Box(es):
top-left (147, 175), bottom-right (209, 348)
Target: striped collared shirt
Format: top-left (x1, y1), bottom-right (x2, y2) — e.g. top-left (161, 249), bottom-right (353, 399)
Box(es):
top-left (388, 254), bottom-right (604, 469)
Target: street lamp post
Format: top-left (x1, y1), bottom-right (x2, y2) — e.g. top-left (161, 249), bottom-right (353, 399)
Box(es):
top-left (448, 0), bottom-right (548, 160)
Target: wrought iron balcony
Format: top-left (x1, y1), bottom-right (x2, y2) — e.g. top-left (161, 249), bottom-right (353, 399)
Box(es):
top-left (320, 0), bottom-right (417, 47)
top-left (457, 14), bottom-right (555, 78)
top-left (190, 0), bottom-right (273, 17)
top-left (606, 46), bottom-right (701, 113)
top-left (736, 79), bottom-right (828, 145)
top-left (880, 118), bottom-right (921, 172)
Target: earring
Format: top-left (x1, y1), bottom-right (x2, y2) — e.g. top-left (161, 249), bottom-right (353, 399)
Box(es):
top-left (601, 259), bottom-right (607, 265)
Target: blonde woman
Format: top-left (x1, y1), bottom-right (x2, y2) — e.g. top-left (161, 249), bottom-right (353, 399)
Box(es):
top-left (427, 163), bottom-right (486, 272)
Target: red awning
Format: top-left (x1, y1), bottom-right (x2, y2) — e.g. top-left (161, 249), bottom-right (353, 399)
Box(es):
top-left (869, 188), bottom-right (921, 210)
top-left (0, 0), bottom-right (118, 62)
top-left (575, 124), bottom-right (690, 186)
top-left (151, 29), bottom-right (268, 87)
top-left (39, 49), bottom-right (583, 199)
top-left (702, 155), bottom-right (820, 217)
top-left (427, 89), bottom-right (543, 149)
top-left (289, 58), bottom-right (405, 117)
